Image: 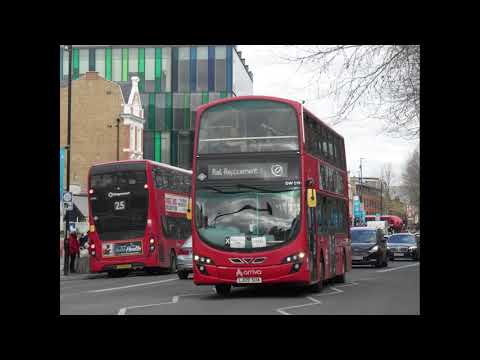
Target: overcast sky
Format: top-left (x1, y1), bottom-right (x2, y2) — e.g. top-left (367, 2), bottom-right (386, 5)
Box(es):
top-left (237, 45), bottom-right (419, 185)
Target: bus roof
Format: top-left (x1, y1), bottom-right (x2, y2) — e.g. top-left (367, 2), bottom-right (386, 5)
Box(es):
top-left (195, 95), bottom-right (344, 140)
top-left (90, 159), bottom-right (192, 175)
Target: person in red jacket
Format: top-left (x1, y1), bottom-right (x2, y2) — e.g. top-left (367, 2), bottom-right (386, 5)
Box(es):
top-left (68, 231), bottom-right (80, 273)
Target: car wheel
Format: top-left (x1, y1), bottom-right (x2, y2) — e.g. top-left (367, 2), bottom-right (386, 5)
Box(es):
top-left (215, 284), bottom-right (231, 296)
top-left (177, 270), bottom-right (189, 280)
top-left (169, 252), bottom-right (177, 274)
top-left (311, 256), bottom-right (325, 293)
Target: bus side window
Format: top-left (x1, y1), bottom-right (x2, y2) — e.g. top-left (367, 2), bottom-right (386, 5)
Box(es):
top-left (316, 194), bottom-right (323, 234)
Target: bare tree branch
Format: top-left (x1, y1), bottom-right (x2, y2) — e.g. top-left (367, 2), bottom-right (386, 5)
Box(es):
top-left (284, 45), bottom-right (420, 140)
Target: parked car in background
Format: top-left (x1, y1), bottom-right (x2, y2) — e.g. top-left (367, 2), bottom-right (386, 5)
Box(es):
top-left (350, 227), bottom-right (388, 268)
top-left (387, 233), bottom-right (420, 261)
top-left (177, 236), bottom-right (192, 279)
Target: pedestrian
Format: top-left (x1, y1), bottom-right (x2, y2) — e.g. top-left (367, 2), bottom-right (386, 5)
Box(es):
top-left (68, 231), bottom-right (80, 273)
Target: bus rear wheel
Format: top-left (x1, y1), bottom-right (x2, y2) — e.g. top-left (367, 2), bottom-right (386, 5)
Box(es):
top-left (215, 284), bottom-right (231, 296)
top-left (335, 252), bottom-right (347, 283)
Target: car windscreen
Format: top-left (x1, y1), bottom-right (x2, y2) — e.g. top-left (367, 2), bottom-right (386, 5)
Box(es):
top-left (198, 100), bottom-right (299, 154)
top-left (388, 234), bottom-right (416, 244)
top-left (351, 230), bottom-right (377, 243)
top-left (90, 166), bottom-right (148, 241)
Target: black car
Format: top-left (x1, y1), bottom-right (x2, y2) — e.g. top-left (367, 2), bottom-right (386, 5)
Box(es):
top-left (387, 233), bottom-right (420, 261)
top-left (350, 227), bottom-right (388, 268)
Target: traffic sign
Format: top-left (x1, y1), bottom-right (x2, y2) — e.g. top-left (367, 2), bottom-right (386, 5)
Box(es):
top-left (63, 192), bottom-right (72, 203)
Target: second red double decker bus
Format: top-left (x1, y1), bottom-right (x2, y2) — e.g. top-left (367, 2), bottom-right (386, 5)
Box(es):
top-left (190, 96), bottom-right (351, 295)
top-left (87, 160), bottom-right (192, 277)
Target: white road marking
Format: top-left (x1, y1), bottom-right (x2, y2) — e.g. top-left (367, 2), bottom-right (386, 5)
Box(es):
top-left (376, 263), bottom-right (419, 273)
top-left (88, 278), bottom-right (177, 293)
top-left (335, 281), bottom-right (359, 287)
top-left (117, 292), bottom-right (209, 315)
top-left (276, 297), bottom-right (323, 315)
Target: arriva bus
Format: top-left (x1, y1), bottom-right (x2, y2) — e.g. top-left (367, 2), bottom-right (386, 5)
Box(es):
top-left (189, 96), bottom-right (351, 295)
top-left (87, 160), bottom-right (192, 277)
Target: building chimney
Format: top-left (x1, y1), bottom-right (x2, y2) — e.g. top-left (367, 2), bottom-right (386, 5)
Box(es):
top-left (85, 71), bottom-right (99, 80)
top-left (241, 58), bottom-right (245, 66)
top-left (245, 65), bottom-right (249, 71)
top-left (238, 51), bottom-right (242, 58)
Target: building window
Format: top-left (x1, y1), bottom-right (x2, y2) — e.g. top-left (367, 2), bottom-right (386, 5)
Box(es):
top-left (95, 48), bottom-right (105, 78)
top-left (178, 131), bottom-right (193, 170)
top-left (197, 47), bottom-right (209, 91)
top-left (79, 49), bottom-right (89, 77)
top-left (130, 126), bottom-right (135, 152)
top-left (112, 48), bottom-right (122, 81)
top-left (215, 46), bottom-right (227, 92)
top-left (137, 127), bottom-right (142, 153)
top-left (145, 48), bottom-right (155, 81)
top-left (129, 48), bottom-right (139, 74)
top-left (173, 93), bottom-right (185, 130)
top-left (63, 48), bottom-right (70, 80)
top-left (161, 47), bottom-right (171, 92)
top-left (178, 47), bottom-right (190, 92)
top-left (161, 132), bottom-right (171, 164)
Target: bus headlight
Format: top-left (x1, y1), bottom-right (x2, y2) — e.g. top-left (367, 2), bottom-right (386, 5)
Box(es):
top-left (149, 238), bottom-right (154, 244)
top-left (409, 246), bottom-right (417, 251)
top-left (282, 252), bottom-right (306, 264)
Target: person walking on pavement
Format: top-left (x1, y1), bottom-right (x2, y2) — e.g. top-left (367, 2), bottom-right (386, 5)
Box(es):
top-left (68, 231), bottom-right (80, 273)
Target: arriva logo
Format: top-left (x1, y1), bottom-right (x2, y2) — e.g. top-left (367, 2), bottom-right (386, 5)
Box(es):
top-left (236, 269), bottom-right (262, 277)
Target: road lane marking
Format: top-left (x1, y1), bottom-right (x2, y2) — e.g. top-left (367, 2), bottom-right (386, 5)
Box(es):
top-left (117, 292), bottom-right (208, 315)
top-left (87, 278), bottom-right (177, 293)
top-left (276, 297), bottom-right (323, 315)
top-left (335, 281), bottom-right (359, 287)
top-left (376, 263), bottom-right (419, 273)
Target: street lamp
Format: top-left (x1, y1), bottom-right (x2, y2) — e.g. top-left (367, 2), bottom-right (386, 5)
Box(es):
top-left (63, 45), bottom-right (73, 276)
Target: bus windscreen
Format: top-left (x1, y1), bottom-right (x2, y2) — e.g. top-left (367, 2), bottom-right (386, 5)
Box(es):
top-left (90, 164), bottom-right (149, 241)
top-left (198, 100), bottom-right (299, 154)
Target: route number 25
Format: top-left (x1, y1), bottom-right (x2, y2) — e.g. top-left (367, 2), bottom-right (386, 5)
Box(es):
top-left (114, 200), bottom-right (126, 210)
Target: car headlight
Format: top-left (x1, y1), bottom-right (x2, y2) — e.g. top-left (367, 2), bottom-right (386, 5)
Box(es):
top-left (369, 245), bottom-right (379, 253)
top-left (409, 246), bottom-right (417, 250)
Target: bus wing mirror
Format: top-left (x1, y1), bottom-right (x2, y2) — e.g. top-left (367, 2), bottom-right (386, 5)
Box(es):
top-left (186, 198), bottom-right (192, 220)
top-left (307, 189), bottom-right (317, 208)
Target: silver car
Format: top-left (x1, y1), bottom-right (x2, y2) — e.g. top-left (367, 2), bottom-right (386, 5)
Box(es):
top-left (177, 236), bottom-right (192, 279)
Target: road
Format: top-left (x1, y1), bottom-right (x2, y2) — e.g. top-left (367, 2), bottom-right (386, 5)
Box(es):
top-left (60, 260), bottom-right (420, 315)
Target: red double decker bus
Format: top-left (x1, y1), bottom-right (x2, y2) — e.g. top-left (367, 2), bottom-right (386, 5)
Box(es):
top-left (190, 96), bottom-right (351, 295)
top-left (87, 160), bottom-right (192, 277)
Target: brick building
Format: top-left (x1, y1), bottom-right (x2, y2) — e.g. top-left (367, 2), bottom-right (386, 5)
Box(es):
top-left (59, 45), bottom-right (253, 170)
top-left (60, 72), bottom-right (145, 196)
top-left (349, 177), bottom-right (385, 216)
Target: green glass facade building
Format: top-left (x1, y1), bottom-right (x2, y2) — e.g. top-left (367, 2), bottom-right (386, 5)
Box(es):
top-left (60, 45), bottom-right (253, 169)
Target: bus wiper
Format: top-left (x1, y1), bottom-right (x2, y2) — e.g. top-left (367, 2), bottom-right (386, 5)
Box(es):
top-left (234, 184), bottom-right (301, 193)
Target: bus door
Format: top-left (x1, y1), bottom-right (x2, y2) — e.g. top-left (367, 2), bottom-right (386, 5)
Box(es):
top-left (327, 198), bottom-right (336, 278)
top-left (306, 191), bottom-right (318, 283)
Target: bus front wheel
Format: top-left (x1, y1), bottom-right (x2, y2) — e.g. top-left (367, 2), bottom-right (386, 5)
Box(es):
top-left (310, 256), bottom-right (324, 293)
top-left (215, 284), bottom-right (231, 296)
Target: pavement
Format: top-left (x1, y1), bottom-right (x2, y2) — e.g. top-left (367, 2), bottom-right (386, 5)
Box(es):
top-left (60, 259), bottom-right (420, 315)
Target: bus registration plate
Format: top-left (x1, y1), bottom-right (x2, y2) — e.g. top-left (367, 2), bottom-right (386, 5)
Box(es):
top-left (116, 264), bottom-right (132, 269)
top-left (237, 277), bottom-right (262, 284)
